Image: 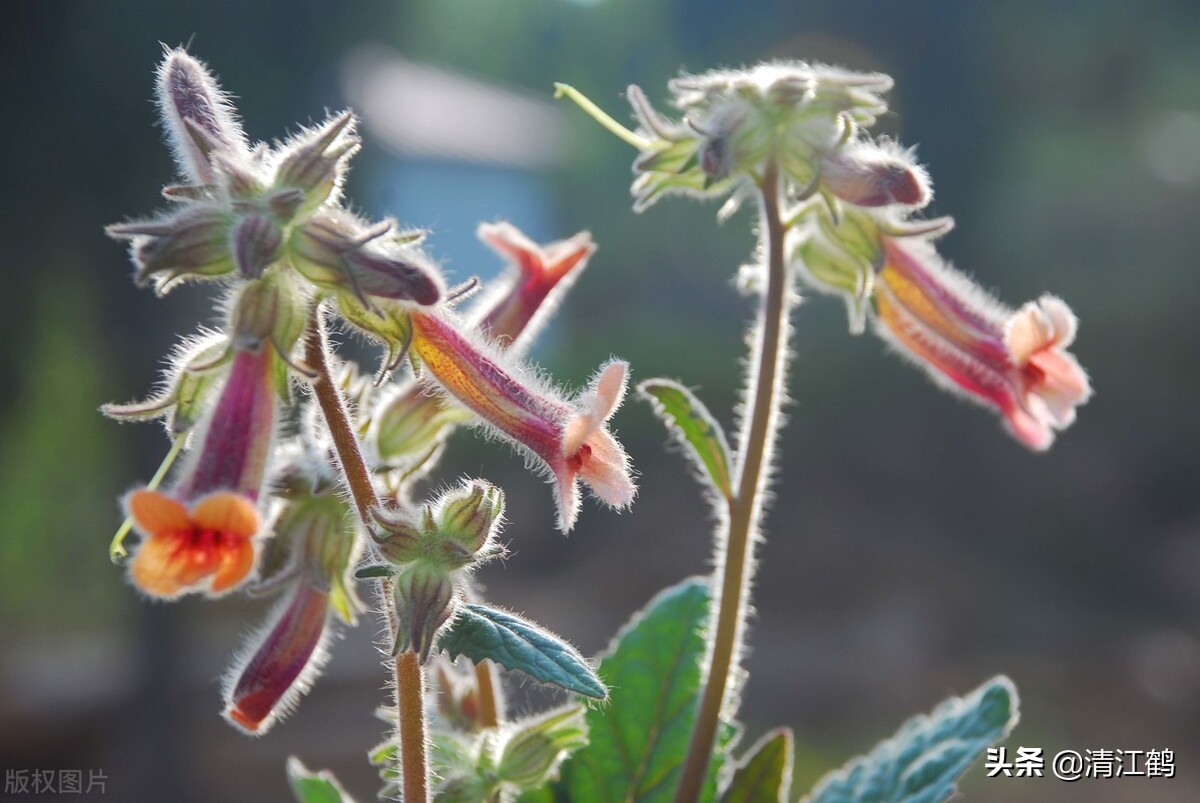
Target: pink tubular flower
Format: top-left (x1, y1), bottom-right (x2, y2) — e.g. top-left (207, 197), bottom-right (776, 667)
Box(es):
top-left (224, 581), bottom-right (332, 734)
top-left (409, 310), bottom-right (634, 531)
top-left (473, 222), bottom-right (595, 350)
top-left (125, 345), bottom-right (277, 597)
top-left (873, 237), bottom-right (1091, 450)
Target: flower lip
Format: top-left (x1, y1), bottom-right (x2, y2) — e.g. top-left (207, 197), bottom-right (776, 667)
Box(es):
top-left (126, 489), bottom-right (260, 599)
top-left (473, 222), bottom-right (595, 349)
top-left (872, 237), bottom-right (1090, 450)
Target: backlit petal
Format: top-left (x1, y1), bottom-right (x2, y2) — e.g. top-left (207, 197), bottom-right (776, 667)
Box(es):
top-left (192, 491), bottom-right (261, 538)
top-left (127, 489), bottom-right (190, 538)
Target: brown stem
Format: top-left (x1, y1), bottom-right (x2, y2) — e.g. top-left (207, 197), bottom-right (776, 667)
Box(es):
top-left (303, 307), bottom-right (428, 803)
top-left (473, 660), bottom-right (501, 729)
top-left (674, 165), bottom-right (792, 802)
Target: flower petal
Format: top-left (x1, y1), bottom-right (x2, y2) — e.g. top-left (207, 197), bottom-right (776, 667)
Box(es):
top-left (192, 491), bottom-right (260, 538)
top-left (211, 536), bottom-right (256, 594)
top-left (127, 489), bottom-right (191, 537)
top-left (129, 531), bottom-right (190, 598)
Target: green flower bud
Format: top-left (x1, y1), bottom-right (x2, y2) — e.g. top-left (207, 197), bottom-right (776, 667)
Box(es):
top-left (496, 705), bottom-right (587, 790)
top-left (392, 564), bottom-right (456, 661)
top-left (272, 111), bottom-right (360, 215)
top-left (108, 205), bottom-right (234, 291)
top-left (434, 480), bottom-right (505, 557)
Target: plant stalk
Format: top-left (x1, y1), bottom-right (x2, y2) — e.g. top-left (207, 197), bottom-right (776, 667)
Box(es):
top-left (473, 660), bottom-right (501, 728)
top-left (303, 307), bottom-right (429, 803)
top-left (674, 165), bottom-right (792, 802)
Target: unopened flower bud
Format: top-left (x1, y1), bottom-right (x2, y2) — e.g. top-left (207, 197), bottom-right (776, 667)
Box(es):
top-left (392, 565), bottom-right (457, 661)
top-left (229, 276), bottom-right (309, 360)
top-left (224, 582), bottom-right (332, 734)
top-left (273, 111), bottom-right (360, 214)
top-left (496, 705), bottom-right (587, 789)
top-left (434, 481), bottom-right (505, 556)
top-left (369, 507), bottom-right (424, 565)
top-left (288, 211), bottom-right (443, 307)
top-left (231, 213), bottom-right (282, 279)
top-left (821, 142), bottom-right (930, 208)
top-left (156, 48), bottom-right (249, 183)
top-left (108, 205), bottom-right (234, 290)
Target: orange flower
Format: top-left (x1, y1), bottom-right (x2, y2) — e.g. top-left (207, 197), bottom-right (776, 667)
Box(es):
top-left (126, 489), bottom-right (259, 598)
top-left (124, 346), bottom-right (277, 598)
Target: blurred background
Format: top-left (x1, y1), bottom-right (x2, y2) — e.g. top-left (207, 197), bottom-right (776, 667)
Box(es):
top-left (2, 0), bottom-right (1200, 800)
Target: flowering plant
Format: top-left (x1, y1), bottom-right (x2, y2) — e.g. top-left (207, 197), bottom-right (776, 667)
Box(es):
top-left (105, 49), bottom-right (1087, 802)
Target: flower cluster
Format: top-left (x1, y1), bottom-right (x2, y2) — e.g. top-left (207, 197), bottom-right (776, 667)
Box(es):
top-left (104, 48), bottom-right (635, 746)
top-left (618, 62), bottom-right (1090, 448)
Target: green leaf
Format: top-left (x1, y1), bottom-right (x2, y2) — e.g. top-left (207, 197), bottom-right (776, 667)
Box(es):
top-left (720, 728), bottom-right (793, 803)
top-left (801, 676), bottom-right (1019, 803)
top-left (286, 757), bottom-right (354, 803)
top-left (558, 578), bottom-right (736, 803)
top-left (638, 379), bottom-right (734, 503)
top-left (439, 604), bottom-right (606, 699)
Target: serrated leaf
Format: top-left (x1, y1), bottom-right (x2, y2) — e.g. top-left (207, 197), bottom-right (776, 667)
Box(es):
top-left (801, 676), bottom-right (1019, 803)
top-left (558, 578), bottom-right (735, 803)
top-left (286, 757), bottom-right (354, 803)
top-left (639, 379), bottom-right (734, 503)
top-left (439, 604), bottom-right (606, 699)
top-left (720, 728), bottom-right (792, 803)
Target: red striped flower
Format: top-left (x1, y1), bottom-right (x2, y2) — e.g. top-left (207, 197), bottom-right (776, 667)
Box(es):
top-left (873, 237), bottom-right (1090, 450)
top-left (409, 311), bottom-right (634, 531)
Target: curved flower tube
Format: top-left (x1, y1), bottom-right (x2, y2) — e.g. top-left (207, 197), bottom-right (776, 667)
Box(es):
top-left (409, 311), bottom-right (634, 531)
top-left (873, 236), bottom-right (1091, 450)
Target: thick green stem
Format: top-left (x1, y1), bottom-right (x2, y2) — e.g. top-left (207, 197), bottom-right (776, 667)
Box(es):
top-left (304, 308), bottom-right (428, 803)
top-left (674, 166), bottom-right (792, 802)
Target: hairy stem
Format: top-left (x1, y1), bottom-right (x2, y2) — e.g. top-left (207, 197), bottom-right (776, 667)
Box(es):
top-left (675, 165), bottom-right (791, 802)
top-left (303, 307), bottom-right (429, 803)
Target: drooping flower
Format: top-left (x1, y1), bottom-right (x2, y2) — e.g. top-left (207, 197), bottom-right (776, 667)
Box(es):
top-left (408, 311), bottom-right (634, 531)
top-left (872, 236), bottom-right (1091, 449)
top-left (223, 483), bottom-right (360, 734)
top-left (124, 344), bottom-right (278, 598)
top-left (225, 581), bottom-right (332, 734)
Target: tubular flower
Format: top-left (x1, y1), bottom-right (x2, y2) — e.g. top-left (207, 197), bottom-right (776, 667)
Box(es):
top-left (222, 417), bottom-right (363, 734)
top-left (125, 345), bottom-right (278, 598)
top-left (225, 581), bottom-right (331, 734)
top-left (473, 222), bottom-right (595, 351)
top-left (873, 236), bottom-right (1091, 450)
top-left (408, 311), bottom-right (634, 531)
top-left (372, 223), bottom-right (595, 465)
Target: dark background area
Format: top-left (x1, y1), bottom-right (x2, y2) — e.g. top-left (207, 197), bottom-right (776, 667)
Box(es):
top-left (2, 1), bottom-right (1200, 801)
